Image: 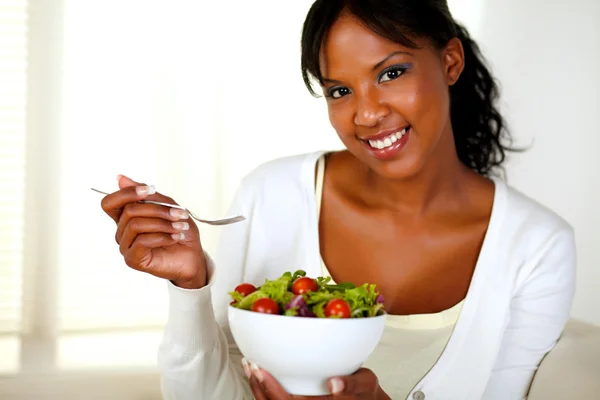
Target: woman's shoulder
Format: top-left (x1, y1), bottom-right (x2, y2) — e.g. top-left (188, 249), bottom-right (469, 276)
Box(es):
top-left (226, 151), bottom-right (328, 216)
top-left (237, 151), bottom-right (326, 193)
top-left (500, 179), bottom-right (572, 233)
top-left (495, 177), bottom-right (575, 258)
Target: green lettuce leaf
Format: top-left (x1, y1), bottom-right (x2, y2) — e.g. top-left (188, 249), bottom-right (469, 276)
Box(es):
top-left (228, 270), bottom-right (386, 318)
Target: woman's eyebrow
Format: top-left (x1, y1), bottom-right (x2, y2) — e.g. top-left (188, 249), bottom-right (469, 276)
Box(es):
top-left (322, 77), bottom-right (342, 84)
top-left (372, 51), bottom-right (413, 71)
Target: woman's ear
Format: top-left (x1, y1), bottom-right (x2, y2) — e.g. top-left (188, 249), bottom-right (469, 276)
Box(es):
top-left (444, 37), bottom-right (465, 86)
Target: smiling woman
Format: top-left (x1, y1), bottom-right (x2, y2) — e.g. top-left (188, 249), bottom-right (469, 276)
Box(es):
top-left (97, 1), bottom-right (576, 400)
top-left (301, 2), bottom-right (511, 180)
top-left (4, 0), bottom-right (599, 398)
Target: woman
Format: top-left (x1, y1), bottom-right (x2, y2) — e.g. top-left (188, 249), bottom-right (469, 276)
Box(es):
top-left (101, 1), bottom-right (576, 399)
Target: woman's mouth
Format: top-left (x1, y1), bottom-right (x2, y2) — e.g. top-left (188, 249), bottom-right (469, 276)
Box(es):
top-left (359, 126), bottom-right (411, 160)
top-left (365, 126), bottom-right (410, 150)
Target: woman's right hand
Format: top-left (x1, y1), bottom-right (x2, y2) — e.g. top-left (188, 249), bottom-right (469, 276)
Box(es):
top-left (100, 175), bottom-right (207, 289)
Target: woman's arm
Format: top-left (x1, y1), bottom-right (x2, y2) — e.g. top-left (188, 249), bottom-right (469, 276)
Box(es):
top-left (482, 227), bottom-right (577, 399)
top-left (158, 181), bottom-right (256, 400)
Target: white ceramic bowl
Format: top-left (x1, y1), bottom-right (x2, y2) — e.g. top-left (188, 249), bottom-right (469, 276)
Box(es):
top-left (228, 306), bottom-right (386, 396)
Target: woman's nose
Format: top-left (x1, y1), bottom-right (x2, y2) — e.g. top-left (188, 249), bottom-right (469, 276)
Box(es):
top-left (354, 90), bottom-right (390, 127)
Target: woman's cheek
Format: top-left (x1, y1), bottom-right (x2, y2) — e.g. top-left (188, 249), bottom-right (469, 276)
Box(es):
top-left (411, 83), bottom-right (450, 135)
top-left (328, 103), bottom-right (355, 140)
top-left (411, 76), bottom-right (449, 117)
top-left (382, 84), bottom-right (418, 119)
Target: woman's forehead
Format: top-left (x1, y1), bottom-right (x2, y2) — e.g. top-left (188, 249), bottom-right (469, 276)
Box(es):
top-left (320, 14), bottom-right (418, 76)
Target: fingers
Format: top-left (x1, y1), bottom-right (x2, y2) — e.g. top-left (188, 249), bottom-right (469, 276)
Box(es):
top-left (118, 217), bottom-right (190, 254)
top-left (102, 180), bottom-right (190, 242)
top-left (329, 368), bottom-right (379, 397)
top-left (242, 359), bottom-right (346, 400)
top-left (117, 174), bottom-right (141, 190)
top-left (99, 175), bottom-right (207, 288)
top-left (242, 359), bottom-right (295, 400)
top-left (115, 202), bottom-right (192, 245)
top-left (242, 358), bottom-right (270, 400)
top-left (249, 375), bottom-right (270, 400)
top-left (101, 183), bottom-right (157, 224)
top-left (250, 367), bottom-right (292, 399)
top-left (123, 233), bottom-right (178, 271)
top-left (102, 174), bottom-right (185, 225)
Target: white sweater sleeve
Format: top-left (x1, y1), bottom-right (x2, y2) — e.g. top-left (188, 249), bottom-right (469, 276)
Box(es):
top-left (157, 180), bottom-right (256, 400)
top-left (482, 227), bottom-right (577, 400)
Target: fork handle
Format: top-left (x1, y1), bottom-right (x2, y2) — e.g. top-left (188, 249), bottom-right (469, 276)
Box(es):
top-left (139, 199), bottom-right (187, 211)
top-left (91, 188), bottom-right (187, 211)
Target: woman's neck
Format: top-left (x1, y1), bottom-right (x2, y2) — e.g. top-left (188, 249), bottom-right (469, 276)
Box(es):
top-left (365, 162), bottom-right (471, 216)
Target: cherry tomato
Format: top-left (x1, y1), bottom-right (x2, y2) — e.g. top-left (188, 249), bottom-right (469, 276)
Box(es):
top-left (292, 277), bottom-right (318, 295)
top-left (251, 298), bottom-right (279, 314)
top-left (234, 283), bottom-right (257, 297)
top-left (325, 299), bottom-right (351, 318)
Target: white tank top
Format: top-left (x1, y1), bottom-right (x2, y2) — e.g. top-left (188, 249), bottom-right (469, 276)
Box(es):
top-left (314, 154), bottom-right (464, 398)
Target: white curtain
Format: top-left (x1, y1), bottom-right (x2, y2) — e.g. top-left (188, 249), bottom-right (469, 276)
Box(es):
top-left (55, 0), bottom-right (343, 369)
top-left (0, 0), bottom-right (27, 374)
top-left (0, 0), bottom-right (345, 379)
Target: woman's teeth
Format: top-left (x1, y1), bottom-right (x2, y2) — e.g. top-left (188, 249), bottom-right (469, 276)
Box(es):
top-left (368, 127), bottom-right (408, 150)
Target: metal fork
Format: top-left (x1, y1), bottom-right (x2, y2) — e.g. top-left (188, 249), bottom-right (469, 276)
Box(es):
top-left (91, 188), bottom-right (246, 226)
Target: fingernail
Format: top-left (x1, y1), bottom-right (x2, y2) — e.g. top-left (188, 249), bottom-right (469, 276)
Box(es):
top-left (116, 174), bottom-right (123, 181)
top-left (241, 358), bottom-right (251, 378)
top-left (171, 232), bottom-right (185, 241)
top-left (330, 378), bottom-right (344, 394)
top-left (170, 208), bottom-right (189, 220)
top-left (172, 222), bottom-right (190, 231)
top-left (250, 363), bottom-right (264, 383)
top-left (136, 185), bottom-right (155, 196)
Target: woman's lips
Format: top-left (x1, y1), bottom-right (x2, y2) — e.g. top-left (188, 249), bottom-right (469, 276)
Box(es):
top-left (361, 126), bottom-right (411, 160)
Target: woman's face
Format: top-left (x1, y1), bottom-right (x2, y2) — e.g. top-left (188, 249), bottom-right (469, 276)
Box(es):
top-left (320, 13), bottom-right (464, 180)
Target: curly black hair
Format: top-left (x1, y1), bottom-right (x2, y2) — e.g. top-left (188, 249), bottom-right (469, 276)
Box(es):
top-left (300, 0), bottom-right (516, 176)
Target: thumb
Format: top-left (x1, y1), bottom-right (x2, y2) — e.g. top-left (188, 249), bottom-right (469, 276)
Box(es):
top-left (117, 174), bottom-right (142, 190)
top-left (329, 368), bottom-right (379, 396)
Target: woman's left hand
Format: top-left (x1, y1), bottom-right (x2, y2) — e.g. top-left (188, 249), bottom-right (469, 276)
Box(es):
top-left (243, 359), bottom-right (391, 400)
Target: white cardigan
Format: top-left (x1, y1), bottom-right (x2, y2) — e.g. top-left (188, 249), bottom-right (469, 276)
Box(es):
top-left (157, 151), bottom-right (576, 400)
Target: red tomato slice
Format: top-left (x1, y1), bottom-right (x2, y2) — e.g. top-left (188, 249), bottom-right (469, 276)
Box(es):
top-left (251, 298), bottom-right (279, 314)
top-left (234, 283), bottom-right (257, 297)
top-left (291, 277), bottom-right (318, 295)
top-left (324, 299), bottom-right (351, 318)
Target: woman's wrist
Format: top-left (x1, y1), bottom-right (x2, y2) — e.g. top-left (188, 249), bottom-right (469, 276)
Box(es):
top-left (172, 274), bottom-right (206, 290)
top-left (171, 252), bottom-right (208, 289)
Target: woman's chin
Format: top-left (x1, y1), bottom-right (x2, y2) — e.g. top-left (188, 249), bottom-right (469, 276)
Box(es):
top-left (352, 150), bottom-right (424, 181)
top-left (371, 160), bottom-right (424, 181)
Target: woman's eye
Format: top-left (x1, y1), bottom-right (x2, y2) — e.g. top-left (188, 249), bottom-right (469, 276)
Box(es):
top-left (329, 87), bottom-right (351, 99)
top-left (379, 66), bottom-right (407, 83)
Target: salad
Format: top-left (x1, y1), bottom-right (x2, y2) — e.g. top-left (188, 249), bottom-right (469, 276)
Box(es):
top-left (229, 270), bottom-right (385, 319)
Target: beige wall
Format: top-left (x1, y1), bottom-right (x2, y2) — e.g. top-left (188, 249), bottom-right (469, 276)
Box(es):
top-left (473, 0), bottom-right (600, 325)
